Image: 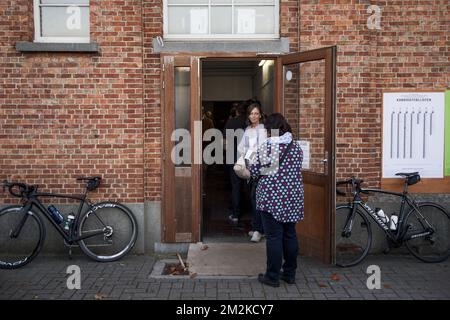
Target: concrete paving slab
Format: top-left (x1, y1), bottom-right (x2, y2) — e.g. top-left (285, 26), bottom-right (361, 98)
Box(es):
top-left (187, 242), bottom-right (266, 276)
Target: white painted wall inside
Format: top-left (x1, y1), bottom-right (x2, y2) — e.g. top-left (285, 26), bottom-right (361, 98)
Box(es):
top-left (202, 75), bottom-right (253, 101)
top-left (252, 60), bottom-right (275, 115)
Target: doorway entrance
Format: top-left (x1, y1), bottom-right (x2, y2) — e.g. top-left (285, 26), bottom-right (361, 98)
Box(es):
top-left (161, 47), bottom-right (336, 264)
top-left (200, 59), bottom-right (276, 242)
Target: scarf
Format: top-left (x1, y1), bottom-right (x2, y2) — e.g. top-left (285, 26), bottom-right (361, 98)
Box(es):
top-left (267, 132), bottom-right (293, 145)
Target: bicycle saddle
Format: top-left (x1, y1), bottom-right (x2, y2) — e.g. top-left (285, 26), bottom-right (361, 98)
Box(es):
top-left (395, 172), bottom-right (419, 177)
top-left (395, 172), bottom-right (420, 185)
top-left (76, 176), bottom-right (102, 191)
top-left (76, 176), bottom-right (102, 181)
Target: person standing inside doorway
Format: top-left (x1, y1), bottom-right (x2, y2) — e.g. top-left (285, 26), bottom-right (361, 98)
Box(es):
top-left (237, 101), bottom-right (267, 242)
top-left (202, 110), bottom-right (215, 134)
top-left (248, 113), bottom-right (304, 287)
top-left (224, 102), bottom-right (247, 224)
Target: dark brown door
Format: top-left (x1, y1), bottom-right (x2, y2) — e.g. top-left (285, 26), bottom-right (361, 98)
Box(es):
top-left (162, 56), bottom-right (201, 243)
top-left (277, 47), bottom-right (336, 264)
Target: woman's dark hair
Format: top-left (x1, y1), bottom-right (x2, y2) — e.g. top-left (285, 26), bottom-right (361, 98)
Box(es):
top-left (236, 102), bottom-right (246, 116)
top-left (264, 113), bottom-right (292, 136)
top-left (229, 106), bottom-right (237, 118)
top-left (245, 102), bottom-right (264, 126)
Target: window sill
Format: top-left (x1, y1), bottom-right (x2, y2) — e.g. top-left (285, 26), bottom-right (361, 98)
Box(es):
top-left (15, 41), bottom-right (99, 53)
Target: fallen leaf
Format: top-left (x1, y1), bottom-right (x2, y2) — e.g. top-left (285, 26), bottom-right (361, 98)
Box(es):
top-left (94, 293), bottom-right (107, 300)
top-left (170, 263), bottom-right (188, 275)
top-left (318, 283), bottom-right (328, 288)
top-left (200, 244), bottom-right (209, 250)
top-left (383, 284), bottom-right (392, 289)
top-left (190, 272), bottom-right (197, 279)
top-left (330, 273), bottom-right (341, 281)
top-left (167, 266), bottom-right (176, 273)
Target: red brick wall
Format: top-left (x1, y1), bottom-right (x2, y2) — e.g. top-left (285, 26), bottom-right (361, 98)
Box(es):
top-left (143, 0), bottom-right (163, 202)
top-left (299, 0), bottom-right (449, 187)
top-left (281, 0), bottom-right (300, 51)
top-left (0, 0), bottom-right (145, 203)
top-left (1, 0), bottom-right (447, 205)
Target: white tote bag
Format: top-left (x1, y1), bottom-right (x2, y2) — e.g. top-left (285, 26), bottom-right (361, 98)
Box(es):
top-left (233, 155), bottom-right (251, 179)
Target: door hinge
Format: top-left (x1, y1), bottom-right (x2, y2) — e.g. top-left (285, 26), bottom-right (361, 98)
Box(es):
top-left (162, 64), bottom-right (165, 72)
top-left (162, 80), bottom-right (165, 89)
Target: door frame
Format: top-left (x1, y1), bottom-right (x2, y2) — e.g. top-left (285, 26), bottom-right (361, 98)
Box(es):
top-left (161, 53), bottom-right (280, 243)
top-left (160, 48), bottom-right (336, 264)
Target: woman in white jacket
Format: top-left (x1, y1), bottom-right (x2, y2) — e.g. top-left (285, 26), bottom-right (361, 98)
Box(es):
top-left (237, 102), bottom-right (267, 242)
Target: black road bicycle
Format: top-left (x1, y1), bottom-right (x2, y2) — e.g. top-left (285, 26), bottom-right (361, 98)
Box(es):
top-left (336, 172), bottom-right (450, 267)
top-left (0, 177), bottom-right (138, 269)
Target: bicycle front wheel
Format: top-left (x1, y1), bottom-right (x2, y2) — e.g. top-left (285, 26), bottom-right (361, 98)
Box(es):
top-left (405, 202), bottom-right (450, 263)
top-left (335, 204), bottom-right (372, 267)
top-left (0, 206), bottom-right (45, 269)
top-left (77, 202), bottom-right (137, 262)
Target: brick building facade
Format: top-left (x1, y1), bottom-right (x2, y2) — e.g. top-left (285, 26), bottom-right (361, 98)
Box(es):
top-left (1, 0), bottom-right (448, 254)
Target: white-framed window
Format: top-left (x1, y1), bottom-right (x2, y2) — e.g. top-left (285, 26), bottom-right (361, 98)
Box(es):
top-left (163, 0), bottom-right (279, 40)
top-left (33, 0), bottom-right (90, 43)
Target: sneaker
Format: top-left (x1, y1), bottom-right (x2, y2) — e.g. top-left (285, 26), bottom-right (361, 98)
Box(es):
top-left (258, 273), bottom-right (280, 287)
top-left (250, 231), bottom-right (262, 242)
top-left (248, 231), bottom-right (265, 238)
top-left (228, 215), bottom-right (238, 224)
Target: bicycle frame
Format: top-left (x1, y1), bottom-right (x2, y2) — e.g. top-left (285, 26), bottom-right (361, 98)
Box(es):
top-left (15, 189), bottom-right (104, 244)
top-left (348, 187), bottom-right (433, 244)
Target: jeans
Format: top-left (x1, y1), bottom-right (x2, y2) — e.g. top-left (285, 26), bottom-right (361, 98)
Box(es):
top-left (227, 165), bottom-right (242, 218)
top-left (259, 210), bottom-right (298, 282)
top-left (250, 180), bottom-right (263, 233)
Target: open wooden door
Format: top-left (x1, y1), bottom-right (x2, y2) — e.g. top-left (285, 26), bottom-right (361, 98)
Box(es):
top-left (277, 47), bottom-right (336, 264)
top-left (162, 55), bottom-right (202, 243)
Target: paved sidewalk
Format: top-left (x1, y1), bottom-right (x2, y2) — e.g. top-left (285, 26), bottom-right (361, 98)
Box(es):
top-left (0, 253), bottom-right (449, 300)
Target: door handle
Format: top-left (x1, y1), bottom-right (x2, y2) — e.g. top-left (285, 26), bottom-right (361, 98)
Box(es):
top-left (322, 151), bottom-right (328, 163)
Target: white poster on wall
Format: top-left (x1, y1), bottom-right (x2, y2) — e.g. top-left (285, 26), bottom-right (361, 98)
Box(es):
top-left (298, 140), bottom-right (310, 170)
top-left (382, 92), bottom-right (445, 178)
top-left (190, 8), bottom-right (207, 34)
top-left (236, 9), bottom-right (255, 34)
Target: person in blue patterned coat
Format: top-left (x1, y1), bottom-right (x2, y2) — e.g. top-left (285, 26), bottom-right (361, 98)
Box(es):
top-left (248, 113), bottom-right (304, 287)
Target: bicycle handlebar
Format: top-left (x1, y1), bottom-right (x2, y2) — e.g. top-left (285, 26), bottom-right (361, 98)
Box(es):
top-left (2, 176), bottom-right (102, 199)
top-left (2, 180), bottom-right (35, 198)
top-left (336, 177), bottom-right (368, 196)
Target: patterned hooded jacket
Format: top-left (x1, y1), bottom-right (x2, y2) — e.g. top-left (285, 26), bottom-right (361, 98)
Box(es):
top-left (249, 132), bottom-right (304, 223)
